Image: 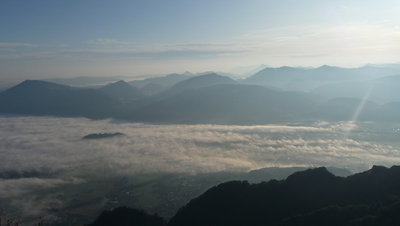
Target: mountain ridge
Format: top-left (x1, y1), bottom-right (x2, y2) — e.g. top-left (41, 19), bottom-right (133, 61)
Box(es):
top-left (168, 165), bottom-right (400, 226)
top-left (88, 165), bottom-right (400, 226)
top-left (99, 80), bottom-right (143, 102)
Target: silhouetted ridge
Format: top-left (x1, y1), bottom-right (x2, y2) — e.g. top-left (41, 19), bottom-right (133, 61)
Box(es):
top-left (0, 80), bottom-right (119, 119)
top-left (88, 207), bottom-right (165, 226)
top-left (245, 64), bottom-right (400, 92)
top-left (316, 65), bottom-right (340, 70)
top-left (87, 166), bottom-right (400, 226)
top-left (175, 73), bottom-right (236, 88)
top-left (286, 167), bottom-right (337, 183)
top-left (107, 80), bottom-right (131, 87)
top-left (5, 70), bottom-right (400, 123)
top-left (160, 73), bottom-right (236, 97)
top-left (168, 165), bottom-right (400, 226)
top-left (11, 79), bottom-right (71, 90)
top-left (129, 73), bottom-right (192, 89)
top-left (99, 80), bottom-right (143, 101)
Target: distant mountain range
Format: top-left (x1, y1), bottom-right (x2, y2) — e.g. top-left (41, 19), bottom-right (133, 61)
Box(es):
top-left (245, 64), bottom-right (400, 92)
top-left (43, 75), bottom-right (137, 87)
top-left (132, 83), bottom-right (316, 124)
top-left (0, 80), bottom-right (119, 119)
top-left (159, 72), bottom-right (236, 97)
top-left (129, 72), bottom-right (193, 88)
top-left (311, 75), bottom-right (400, 103)
top-left (129, 72), bottom-right (194, 96)
top-left (2, 65), bottom-right (400, 123)
top-left (89, 165), bottom-right (400, 226)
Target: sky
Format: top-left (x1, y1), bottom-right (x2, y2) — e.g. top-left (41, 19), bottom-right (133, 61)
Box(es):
top-left (1, 0), bottom-right (400, 80)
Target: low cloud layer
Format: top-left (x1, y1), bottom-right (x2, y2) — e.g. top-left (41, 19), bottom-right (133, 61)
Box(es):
top-left (1, 117), bottom-right (399, 176)
top-left (1, 116), bottom-right (400, 223)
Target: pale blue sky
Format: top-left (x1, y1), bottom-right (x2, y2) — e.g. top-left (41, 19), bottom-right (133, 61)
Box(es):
top-left (1, 0), bottom-right (399, 80)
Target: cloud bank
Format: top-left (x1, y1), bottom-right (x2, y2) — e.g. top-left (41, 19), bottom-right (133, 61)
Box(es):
top-left (1, 116), bottom-right (399, 176)
top-left (1, 116), bottom-right (400, 223)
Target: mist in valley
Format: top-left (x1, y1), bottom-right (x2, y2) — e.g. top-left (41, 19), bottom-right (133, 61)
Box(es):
top-left (1, 116), bottom-right (400, 224)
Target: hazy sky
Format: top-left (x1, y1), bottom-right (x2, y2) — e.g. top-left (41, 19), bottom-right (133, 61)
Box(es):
top-left (1, 0), bottom-right (400, 80)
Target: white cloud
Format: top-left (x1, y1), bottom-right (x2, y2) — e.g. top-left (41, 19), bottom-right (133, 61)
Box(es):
top-left (1, 23), bottom-right (399, 79)
top-left (0, 41), bottom-right (246, 62)
top-left (83, 23), bottom-right (400, 62)
top-left (0, 117), bottom-right (398, 175)
top-left (234, 24), bottom-right (400, 66)
top-left (1, 116), bottom-right (400, 222)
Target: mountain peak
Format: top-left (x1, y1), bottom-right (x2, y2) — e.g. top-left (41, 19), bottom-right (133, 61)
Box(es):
top-left (101, 80), bottom-right (137, 92)
top-left (10, 79), bottom-right (69, 91)
top-left (186, 72), bottom-right (235, 82)
top-left (286, 167), bottom-right (336, 183)
top-left (367, 165), bottom-right (388, 175)
top-left (316, 65), bottom-right (339, 70)
top-left (20, 79), bottom-right (56, 86)
top-left (104, 80), bottom-right (130, 87)
top-left (100, 80), bottom-right (143, 101)
top-left (165, 73), bottom-right (236, 95)
top-left (115, 80), bottom-right (128, 84)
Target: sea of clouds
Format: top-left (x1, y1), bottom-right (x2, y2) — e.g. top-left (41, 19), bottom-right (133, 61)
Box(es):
top-left (1, 116), bottom-right (400, 222)
top-left (1, 116), bottom-right (399, 175)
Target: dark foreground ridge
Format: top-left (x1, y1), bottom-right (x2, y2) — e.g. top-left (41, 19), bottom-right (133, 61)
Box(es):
top-left (89, 165), bottom-right (400, 226)
top-left (88, 207), bottom-right (165, 226)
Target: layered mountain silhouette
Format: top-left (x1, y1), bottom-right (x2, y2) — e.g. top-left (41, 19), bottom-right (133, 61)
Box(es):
top-left (0, 80), bottom-right (119, 119)
top-left (140, 82), bottom-right (167, 96)
top-left (159, 72), bottom-right (236, 97)
top-left (129, 72), bottom-right (193, 96)
top-left (99, 80), bottom-right (143, 102)
top-left (44, 75), bottom-right (135, 87)
top-left (88, 165), bottom-right (400, 226)
top-left (133, 84), bottom-right (317, 124)
top-left (129, 73), bottom-right (193, 88)
top-left (245, 65), bottom-right (400, 91)
top-left (3, 66), bottom-right (400, 123)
